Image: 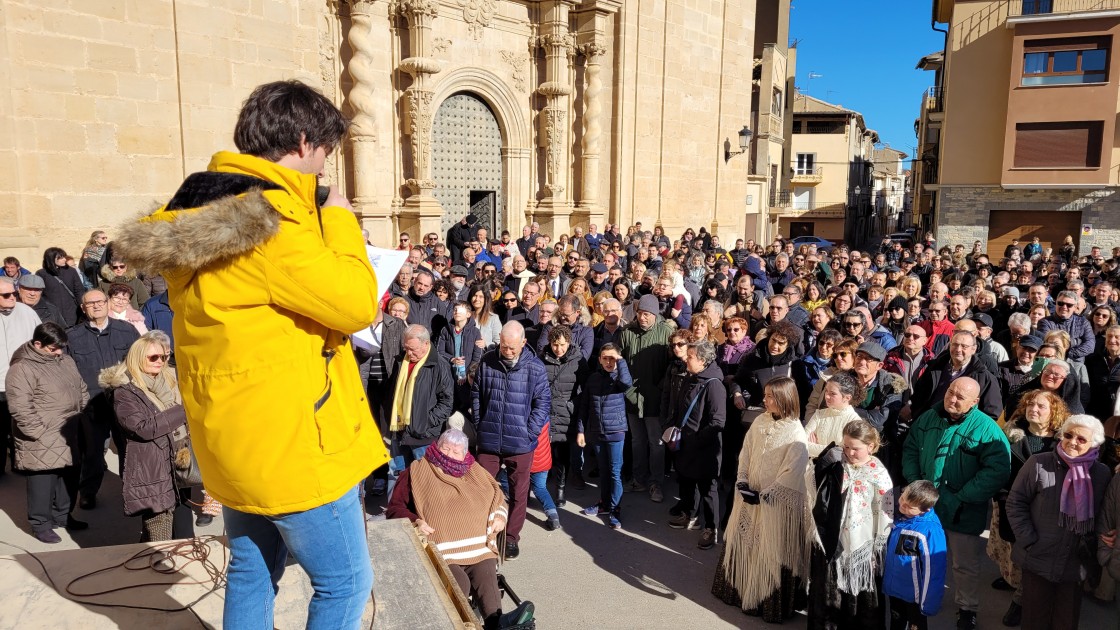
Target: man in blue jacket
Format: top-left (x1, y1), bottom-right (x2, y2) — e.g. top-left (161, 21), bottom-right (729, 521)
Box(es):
top-left (472, 321), bottom-right (551, 559)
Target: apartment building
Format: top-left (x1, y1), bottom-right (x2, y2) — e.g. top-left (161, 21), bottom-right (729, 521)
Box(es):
top-left (773, 93), bottom-right (877, 244)
top-left (924, 0), bottom-right (1120, 255)
top-left (872, 146), bottom-right (910, 236)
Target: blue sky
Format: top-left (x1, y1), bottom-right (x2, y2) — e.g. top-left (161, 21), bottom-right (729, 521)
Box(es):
top-left (789, 0), bottom-right (945, 161)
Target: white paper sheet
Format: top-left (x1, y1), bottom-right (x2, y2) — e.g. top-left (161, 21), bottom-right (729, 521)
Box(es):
top-left (352, 246), bottom-right (409, 351)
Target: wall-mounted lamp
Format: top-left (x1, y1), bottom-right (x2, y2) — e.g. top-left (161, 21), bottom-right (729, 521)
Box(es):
top-left (725, 125), bottom-right (752, 161)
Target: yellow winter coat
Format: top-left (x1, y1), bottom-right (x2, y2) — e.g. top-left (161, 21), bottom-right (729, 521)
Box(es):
top-left (113, 151), bottom-right (389, 515)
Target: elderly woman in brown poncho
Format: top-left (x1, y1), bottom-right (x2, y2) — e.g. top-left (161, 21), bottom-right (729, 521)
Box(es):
top-left (713, 376), bottom-right (815, 622)
top-left (388, 429), bottom-right (533, 630)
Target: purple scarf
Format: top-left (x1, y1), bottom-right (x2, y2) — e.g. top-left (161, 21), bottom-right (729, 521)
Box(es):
top-left (1055, 444), bottom-right (1099, 534)
top-left (425, 445), bottom-right (475, 478)
top-left (720, 336), bottom-right (755, 367)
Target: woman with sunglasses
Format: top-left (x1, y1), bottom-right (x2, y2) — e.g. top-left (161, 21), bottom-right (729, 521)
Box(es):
top-left (1089, 306), bottom-right (1117, 352)
top-left (36, 247), bottom-right (87, 327)
top-left (1006, 414), bottom-right (1109, 630)
top-left (97, 259), bottom-right (150, 310)
top-left (100, 331), bottom-right (194, 542)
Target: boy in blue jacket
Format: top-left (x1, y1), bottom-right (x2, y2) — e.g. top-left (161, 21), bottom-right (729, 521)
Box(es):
top-left (884, 480), bottom-right (948, 630)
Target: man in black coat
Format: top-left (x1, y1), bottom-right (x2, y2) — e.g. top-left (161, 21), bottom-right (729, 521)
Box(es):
top-left (911, 330), bottom-right (1003, 421)
top-left (67, 289), bottom-right (141, 508)
top-left (446, 214), bottom-right (478, 264)
top-left (405, 270), bottom-right (450, 339)
top-left (385, 325), bottom-right (453, 499)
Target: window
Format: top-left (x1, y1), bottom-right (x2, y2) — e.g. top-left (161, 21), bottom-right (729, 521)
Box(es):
top-left (1013, 121), bottom-right (1103, 168)
top-left (806, 120), bottom-right (843, 134)
top-left (1022, 37), bottom-right (1109, 86)
top-left (771, 88), bottom-right (783, 116)
top-left (795, 153), bottom-right (815, 175)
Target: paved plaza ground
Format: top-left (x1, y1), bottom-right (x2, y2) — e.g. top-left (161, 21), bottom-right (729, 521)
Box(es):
top-left (0, 452), bottom-right (1115, 629)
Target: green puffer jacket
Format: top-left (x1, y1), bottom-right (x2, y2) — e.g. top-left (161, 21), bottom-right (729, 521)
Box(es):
top-left (618, 318), bottom-right (673, 418)
top-left (902, 404), bottom-right (1011, 535)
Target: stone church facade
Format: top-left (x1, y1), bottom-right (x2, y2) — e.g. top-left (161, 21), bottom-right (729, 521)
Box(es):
top-left (1, 0), bottom-right (784, 260)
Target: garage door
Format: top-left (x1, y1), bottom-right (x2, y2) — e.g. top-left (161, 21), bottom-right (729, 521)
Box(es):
top-left (987, 210), bottom-right (1081, 260)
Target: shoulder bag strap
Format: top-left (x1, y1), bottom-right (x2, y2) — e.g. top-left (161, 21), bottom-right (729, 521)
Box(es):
top-left (678, 378), bottom-right (716, 428)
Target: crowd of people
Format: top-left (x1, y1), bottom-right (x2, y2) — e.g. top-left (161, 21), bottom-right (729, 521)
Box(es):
top-left (5, 80), bottom-right (1120, 628)
top-left (369, 218), bottom-right (1120, 630)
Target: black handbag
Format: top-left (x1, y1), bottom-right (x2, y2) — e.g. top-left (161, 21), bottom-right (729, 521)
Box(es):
top-left (170, 424), bottom-right (203, 488)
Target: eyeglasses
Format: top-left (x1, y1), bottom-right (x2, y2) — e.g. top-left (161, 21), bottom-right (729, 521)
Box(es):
top-left (399, 238), bottom-right (409, 242)
top-left (1061, 431), bottom-right (1089, 445)
top-left (503, 298), bottom-right (518, 303)
top-left (1056, 301), bottom-right (1075, 308)
top-left (902, 333), bottom-right (924, 339)
top-left (842, 322), bottom-right (862, 328)
top-left (82, 299), bottom-right (108, 307)
top-left (111, 264), bottom-right (126, 270)
top-left (146, 354), bottom-right (170, 362)
top-left (835, 351), bottom-right (852, 358)
top-left (1042, 370), bottom-right (1067, 380)
top-left (671, 342), bottom-right (688, 348)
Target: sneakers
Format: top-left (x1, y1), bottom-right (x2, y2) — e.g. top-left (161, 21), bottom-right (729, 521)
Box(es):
top-left (34, 529), bottom-right (61, 544)
top-left (624, 480), bottom-right (646, 493)
top-left (545, 511), bottom-right (561, 531)
top-left (649, 484), bottom-right (663, 503)
top-left (1002, 602), bottom-right (1022, 627)
top-left (195, 514), bottom-right (214, 527)
top-left (957, 608), bottom-right (977, 630)
top-left (608, 512), bottom-right (622, 529)
top-left (668, 513), bottom-right (691, 529)
top-left (498, 601), bottom-right (535, 628)
top-left (687, 516), bottom-right (702, 531)
top-left (581, 504), bottom-right (609, 516)
top-left (697, 528), bottom-right (716, 550)
top-left (504, 541), bottom-right (520, 559)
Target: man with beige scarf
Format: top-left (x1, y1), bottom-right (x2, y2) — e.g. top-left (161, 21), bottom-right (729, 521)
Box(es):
top-left (386, 325), bottom-right (454, 500)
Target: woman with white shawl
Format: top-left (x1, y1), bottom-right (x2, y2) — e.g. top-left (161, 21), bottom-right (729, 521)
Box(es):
top-left (807, 420), bottom-right (894, 629)
top-left (712, 376), bottom-right (815, 623)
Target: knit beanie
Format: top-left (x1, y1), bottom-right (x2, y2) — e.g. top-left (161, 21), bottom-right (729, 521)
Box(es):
top-left (887, 296), bottom-right (908, 311)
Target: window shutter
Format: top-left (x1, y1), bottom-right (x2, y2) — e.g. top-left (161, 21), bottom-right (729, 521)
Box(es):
top-left (1014, 122), bottom-right (1102, 168)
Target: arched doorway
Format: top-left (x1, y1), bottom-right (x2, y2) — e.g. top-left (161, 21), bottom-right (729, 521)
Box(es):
top-left (432, 93), bottom-right (504, 236)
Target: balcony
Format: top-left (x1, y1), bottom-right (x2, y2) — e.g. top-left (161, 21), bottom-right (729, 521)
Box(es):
top-left (924, 87), bottom-right (944, 114)
top-left (790, 167), bottom-right (823, 184)
top-left (1009, 0), bottom-right (1120, 18)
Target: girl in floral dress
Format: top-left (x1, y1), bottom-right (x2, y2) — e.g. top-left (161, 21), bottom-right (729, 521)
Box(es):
top-left (807, 420), bottom-right (894, 629)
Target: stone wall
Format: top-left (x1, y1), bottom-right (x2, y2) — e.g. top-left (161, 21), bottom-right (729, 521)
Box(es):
top-left (936, 185), bottom-right (1120, 250)
top-left (0, 0), bottom-right (337, 264)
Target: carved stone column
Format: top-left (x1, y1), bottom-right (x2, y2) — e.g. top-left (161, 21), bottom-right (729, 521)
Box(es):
top-left (395, 0), bottom-right (444, 235)
top-left (346, 0), bottom-right (379, 209)
top-left (573, 0), bottom-right (619, 229)
top-left (533, 1), bottom-right (575, 236)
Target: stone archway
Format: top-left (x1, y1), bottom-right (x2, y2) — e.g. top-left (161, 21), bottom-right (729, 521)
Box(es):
top-left (431, 67), bottom-right (531, 235)
top-left (432, 94), bottom-right (504, 235)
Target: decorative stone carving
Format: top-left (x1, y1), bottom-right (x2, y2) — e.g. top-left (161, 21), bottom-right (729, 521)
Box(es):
top-left (542, 107), bottom-right (566, 197)
top-left (433, 37), bottom-right (452, 54)
top-left (499, 50), bottom-right (528, 92)
top-left (346, 0), bottom-right (378, 142)
top-left (578, 43), bottom-right (605, 209)
top-left (390, 0), bottom-right (439, 18)
top-left (405, 88), bottom-right (435, 195)
top-left (531, 33), bottom-right (576, 57)
top-left (457, 0), bottom-right (497, 40)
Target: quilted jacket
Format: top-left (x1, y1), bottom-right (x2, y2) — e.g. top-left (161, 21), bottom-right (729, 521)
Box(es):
top-left (471, 346), bottom-right (551, 456)
top-left (540, 344), bottom-right (585, 442)
top-left (5, 343), bottom-right (87, 471)
top-left (576, 358), bottom-right (633, 439)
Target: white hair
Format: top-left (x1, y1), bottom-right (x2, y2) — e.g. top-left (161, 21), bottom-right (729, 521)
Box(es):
top-left (1061, 414), bottom-right (1106, 447)
top-left (437, 428), bottom-right (470, 451)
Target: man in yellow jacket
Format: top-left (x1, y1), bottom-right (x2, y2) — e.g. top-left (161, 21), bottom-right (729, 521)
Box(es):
top-left (114, 80), bottom-right (388, 630)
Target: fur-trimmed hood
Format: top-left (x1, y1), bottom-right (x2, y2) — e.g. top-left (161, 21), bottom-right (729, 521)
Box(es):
top-left (873, 369), bottom-right (908, 396)
top-left (98, 362), bottom-right (131, 391)
top-left (112, 171), bottom-right (282, 276)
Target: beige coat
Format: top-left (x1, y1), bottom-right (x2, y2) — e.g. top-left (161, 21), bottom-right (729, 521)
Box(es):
top-left (5, 343), bottom-right (88, 471)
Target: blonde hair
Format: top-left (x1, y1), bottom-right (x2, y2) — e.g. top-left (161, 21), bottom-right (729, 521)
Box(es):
top-left (1042, 329), bottom-right (1071, 355)
top-left (124, 332), bottom-right (176, 408)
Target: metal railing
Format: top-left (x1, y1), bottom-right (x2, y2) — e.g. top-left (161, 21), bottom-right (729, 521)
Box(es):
top-left (1011, 0), bottom-right (1120, 16)
top-left (925, 86), bottom-right (944, 113)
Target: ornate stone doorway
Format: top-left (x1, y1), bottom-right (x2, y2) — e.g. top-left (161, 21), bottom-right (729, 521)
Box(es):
top-left (432, 93), bottom-right (504, 235)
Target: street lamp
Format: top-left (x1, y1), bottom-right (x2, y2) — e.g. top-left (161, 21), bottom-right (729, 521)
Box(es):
top-left (725, 125), bottom-right (752, 162)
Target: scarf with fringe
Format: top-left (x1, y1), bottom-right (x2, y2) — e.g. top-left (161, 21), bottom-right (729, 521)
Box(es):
top-left (831, 457), bottom-right (894, 596)
top-left (722, 412), bottom-right (815, 611)
top-left (1055, 444), bottom-right (1099, 534)
top-left (390, 348), bottom-right (430, 432)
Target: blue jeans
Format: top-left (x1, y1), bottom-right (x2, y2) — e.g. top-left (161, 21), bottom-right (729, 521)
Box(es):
top-left (594, 440), bottom-right (624, 512)
top-left (386, 434), bottom-right (429, 499)
top-left (223, 485), bottom-right (373, 630)
top-left (530, 471), bottom-right (556, 513)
